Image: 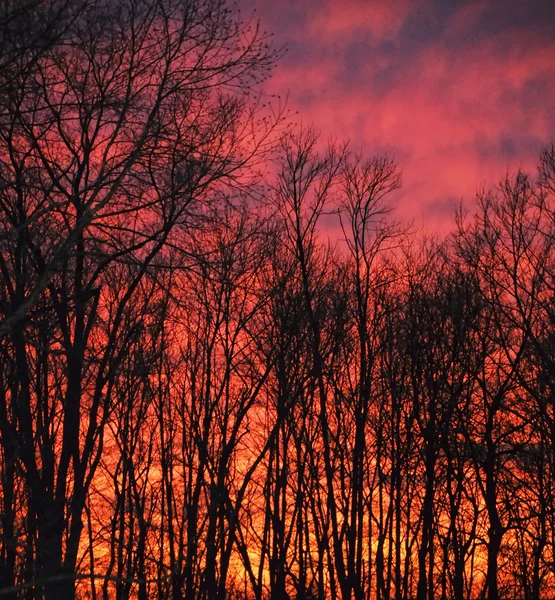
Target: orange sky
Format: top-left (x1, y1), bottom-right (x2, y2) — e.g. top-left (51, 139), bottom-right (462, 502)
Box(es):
top-left (244, 0), bottom-right (555, 231)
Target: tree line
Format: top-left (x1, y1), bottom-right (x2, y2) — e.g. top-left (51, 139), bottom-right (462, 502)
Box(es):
top-left (0, 0), bottom-right (554, 598)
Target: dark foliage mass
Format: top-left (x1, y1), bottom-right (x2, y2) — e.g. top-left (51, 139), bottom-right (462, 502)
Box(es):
top-left (0, 1), bottom-right (554, 599)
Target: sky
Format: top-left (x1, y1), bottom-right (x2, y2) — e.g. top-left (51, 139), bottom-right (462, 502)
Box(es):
top-left (242, 0), bottom-right (555, 230)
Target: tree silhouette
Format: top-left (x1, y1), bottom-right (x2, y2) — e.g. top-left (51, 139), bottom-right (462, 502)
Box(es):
top-left (0, 2), bottom-right (554, 599)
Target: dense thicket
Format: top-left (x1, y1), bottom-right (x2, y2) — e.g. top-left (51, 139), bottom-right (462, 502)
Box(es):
top-left (0, 1), bottom-right (554, 599)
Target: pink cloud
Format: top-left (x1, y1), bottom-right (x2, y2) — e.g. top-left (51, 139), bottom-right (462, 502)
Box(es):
top-left (308, 0), bottom-right (422, 42)
top-left (253, 0), bottom-right (555, 232)
top-left (269, 33), bottom-right (554, 228)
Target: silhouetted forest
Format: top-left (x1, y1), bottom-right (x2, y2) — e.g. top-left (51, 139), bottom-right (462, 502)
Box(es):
top-left (0, 0), bottom-right (554, 599)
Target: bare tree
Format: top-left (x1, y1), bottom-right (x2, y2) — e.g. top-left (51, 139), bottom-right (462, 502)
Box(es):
top-left (0, 0), bottom-right (280, 597)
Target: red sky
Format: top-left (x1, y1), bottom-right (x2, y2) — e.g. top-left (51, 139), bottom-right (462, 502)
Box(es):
top-left (244, 0), bottom-right (555, 231)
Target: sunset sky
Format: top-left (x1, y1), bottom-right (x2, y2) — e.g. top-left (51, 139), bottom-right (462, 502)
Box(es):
top-left (246, 0), bottom-right (555, 230)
